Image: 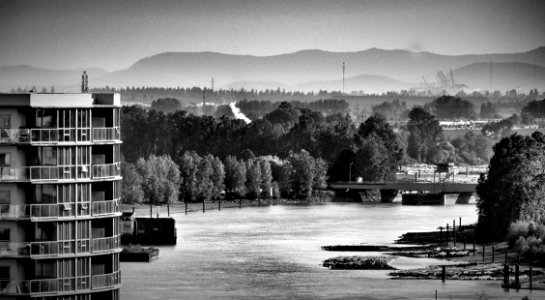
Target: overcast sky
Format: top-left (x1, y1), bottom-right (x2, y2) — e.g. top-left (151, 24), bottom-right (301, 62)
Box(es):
top-left (1, 0), bottom-right (544, 71)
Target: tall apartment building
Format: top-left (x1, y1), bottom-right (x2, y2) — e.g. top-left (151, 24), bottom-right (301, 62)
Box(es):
top-left (0, 93), bottom-right (122, 300)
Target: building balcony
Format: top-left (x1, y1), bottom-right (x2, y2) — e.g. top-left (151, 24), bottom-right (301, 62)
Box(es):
top-left (30, 235), bottom-right (121, 258)
top-left (91, 271), bottom-right (121, 291)
top-left (92, 199), bottom-right (120, 217)
top-left (0, 271), bottom-right (120, 296)
top-left (92, 163), bottom-right (121, 179)
top-left (92, 127), bottom-right (120, 143)
top-left (0, 235), bottom-right (121, 259)
top-left (0, 127), bottom-right (120, 145)
top-left (0, 163), bottom-right (120, 182)
top-left (91, 235), bottom-right (121, 254)
top-left (0, 199), bottom-right (119, 221)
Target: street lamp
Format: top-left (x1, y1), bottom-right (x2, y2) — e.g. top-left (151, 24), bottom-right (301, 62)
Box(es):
top-left (349, 162), bottom-right (354, 183)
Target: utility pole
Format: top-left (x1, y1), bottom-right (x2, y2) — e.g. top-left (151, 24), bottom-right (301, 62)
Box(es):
top-left (342, 62), bottom-right (345, 94)
top-left (534, 58), bottom-right (537, 91)
top-left (490, 59), bottom-right (493, 93)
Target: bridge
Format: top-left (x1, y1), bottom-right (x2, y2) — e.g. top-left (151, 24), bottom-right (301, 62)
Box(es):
top-left (329, 175), bottom-right (479, 205)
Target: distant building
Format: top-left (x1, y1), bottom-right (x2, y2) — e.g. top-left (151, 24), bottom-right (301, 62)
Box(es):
top-left (0, 93), bottom-right (122, 299)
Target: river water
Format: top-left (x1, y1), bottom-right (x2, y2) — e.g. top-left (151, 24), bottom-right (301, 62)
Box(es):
top-left (120, 203), bottom-right (543, 299)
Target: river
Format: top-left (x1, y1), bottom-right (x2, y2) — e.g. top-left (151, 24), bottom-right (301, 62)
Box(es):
top-left (120, 203), bottom-right (543, 299)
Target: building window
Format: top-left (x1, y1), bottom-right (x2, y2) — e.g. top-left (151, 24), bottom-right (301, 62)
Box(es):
top-left (0, 153), bottom-right (10, 166)
top-left (0, 191), bottom-right (10, 214)
top-left (0, 266), bottom-right (9, 289)
top-left (0, 115), bottom-right (10, 129)
top-left (0, 228), bottom-right (10, 241)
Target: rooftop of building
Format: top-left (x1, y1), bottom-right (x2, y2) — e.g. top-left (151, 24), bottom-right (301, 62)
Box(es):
top-left (0, 93), bottom-right (121, 107)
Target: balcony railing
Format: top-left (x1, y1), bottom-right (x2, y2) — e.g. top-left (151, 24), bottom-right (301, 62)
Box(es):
top-left (0, 242), bottom-right (30, 257)
top-left (0, 204), bottom-right (30, 219)
top-left (23, 236), bottom-right (120, 258)
top-left (0, 127), bottom-right (118, 144)
top-left (0, 280), bottom-right (29, 295)
top-left (92, 163), bottom-right (121, 179)
top-left (93, 127), bottom-right (120, 142)
top-left (92, 199), bottom-right (120, 216)
top-left (0, 203), bottom-right (94, 221)
top-left (0, 271), bottom-right (120, 296)
top-left (92, 235), bottom-right (120, 254)
top-left (91, 271), bottom-right (121, 290)
top-left (0, 129), bottom-right (30, 143)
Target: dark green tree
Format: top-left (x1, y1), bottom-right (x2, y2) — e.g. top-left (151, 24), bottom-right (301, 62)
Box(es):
top-left (476, 132), bottom-right (545, 242)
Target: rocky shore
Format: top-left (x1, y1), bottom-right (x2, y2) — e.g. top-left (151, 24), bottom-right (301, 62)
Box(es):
top-left (323, 256), bottom-right (396, 270)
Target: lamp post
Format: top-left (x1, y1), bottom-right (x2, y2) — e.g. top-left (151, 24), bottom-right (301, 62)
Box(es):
top-left (349, 162), bottom-right (354, 183)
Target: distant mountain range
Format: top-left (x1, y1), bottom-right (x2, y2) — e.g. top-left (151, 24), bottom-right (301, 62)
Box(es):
top-left (1, 47), bottom-right (544, 93)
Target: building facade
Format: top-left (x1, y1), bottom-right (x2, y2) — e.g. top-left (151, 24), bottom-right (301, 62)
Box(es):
top-left (0, 93), bottom-right (122, 300)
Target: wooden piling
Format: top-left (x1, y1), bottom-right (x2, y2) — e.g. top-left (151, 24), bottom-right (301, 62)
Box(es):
top-left (503, 264), bottom-right (509, 290)
top-left (453, 220), bottom-right (456, 247)
top-left (459, 217), bottom-right (461, 230)
top-left (441, 265), bottom-right (446, 282)
top-left (482, 244), bottom-right (485, 261)
top-left (167, 203), bottom-right (170, 216)
top-left (515, 264), bottom-right (520, 290)
top-left (150, 205), bottom-right (152, 218)
top-left (505, 249), bottom-right (508, 263)
top-left (218, 199), bottom-right (221, 211)
top-left (202, 200), bottom-right (205, 213)
top-left (492, 245), bottom-right (495, 262)
top-left (184, 201), bottom-right (187, 215)
top-left (446, 223), bottom-right (449, 244)
top-left (463, 235), bottom-right (466, 250)
top-left (530, 266), bottom-right (533, 290)
top-left (239, 198), bottom-right (242, 209)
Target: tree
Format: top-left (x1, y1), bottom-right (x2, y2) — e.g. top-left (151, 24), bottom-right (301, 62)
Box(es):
top-left (135, 155), bottom-right (182, 204)
top-left (121, 162), bottom-right (144, 204)
top-left (288, 150), bottom-right (316, 200)
top-left (245, 159), bottom-right (262, 199)
top-left (179, 151), bottom-right (201, 202)
top-left (195, 155), bottom-right (214, 202)
top-left (407, 107), bottom-right (444, 163)
top-left (424, 96), bottom-right (476, 119)
top-left (223, 156), bottom-right (246, 198)
top-left (476, 132), bottom-right (545, 242)
top-left (259, 159), bottom-right (273, 198)
top-left (151, 98), bottom-right (182, 113)
top-left (210, 155), bottom-right (225, 200)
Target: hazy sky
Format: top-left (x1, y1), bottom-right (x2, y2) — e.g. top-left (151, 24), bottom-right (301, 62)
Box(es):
top-left (1, 0), bottom-right (544, 71)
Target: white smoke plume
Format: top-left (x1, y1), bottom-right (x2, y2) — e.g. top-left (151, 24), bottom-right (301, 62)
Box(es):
top-left (229, 102), bottom-right (251, 124)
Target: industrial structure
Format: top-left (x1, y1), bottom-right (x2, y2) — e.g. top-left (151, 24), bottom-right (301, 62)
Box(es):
top-left (0, 92), bottom-right (122, 299)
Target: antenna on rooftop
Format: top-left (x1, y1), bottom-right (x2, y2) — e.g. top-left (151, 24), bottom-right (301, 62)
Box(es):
top-left (81, 71), bottom-right (89, 93)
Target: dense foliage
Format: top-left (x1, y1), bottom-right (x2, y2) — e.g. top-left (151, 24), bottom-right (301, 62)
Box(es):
top-left (406, 107), bottom-right (444, 163)
top-left (424, 96), bottom-right (476, 119)
top-left (476, 132), bottom-right (545, 242)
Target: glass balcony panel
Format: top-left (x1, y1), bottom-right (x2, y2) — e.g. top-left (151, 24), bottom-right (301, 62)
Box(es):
top-left (0, 204), bottom-right (30, 219)
top-left (92, 199), bottom-right (120, 216)
top-left (92, 127), bottom-right (120, 142)
top-left (0, 242), bottom-right (30, 256)
top-left (91, 235), bottom-right (120, 253)
top-left (0, 129), bottom-right (30, 143)
top-left (0, 280), bottom-right (29, 295)
top-left (92, 163), bottom-right (121, 179)
top-left (91, 271), bottom-right (120, 290)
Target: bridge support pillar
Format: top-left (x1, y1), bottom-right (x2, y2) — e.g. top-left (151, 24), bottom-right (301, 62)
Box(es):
top-left (402, 193), bottom-right (445, 205)
top-left (358, 189), bottom-right (381, 202)
top-left (455, 192), bottom-right (473, 204)
top-left (379, 189), bottom-right (398, 203)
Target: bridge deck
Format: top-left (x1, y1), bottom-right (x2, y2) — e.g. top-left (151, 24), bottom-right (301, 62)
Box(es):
top-left (329, 181), bottom-right (477, 194)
